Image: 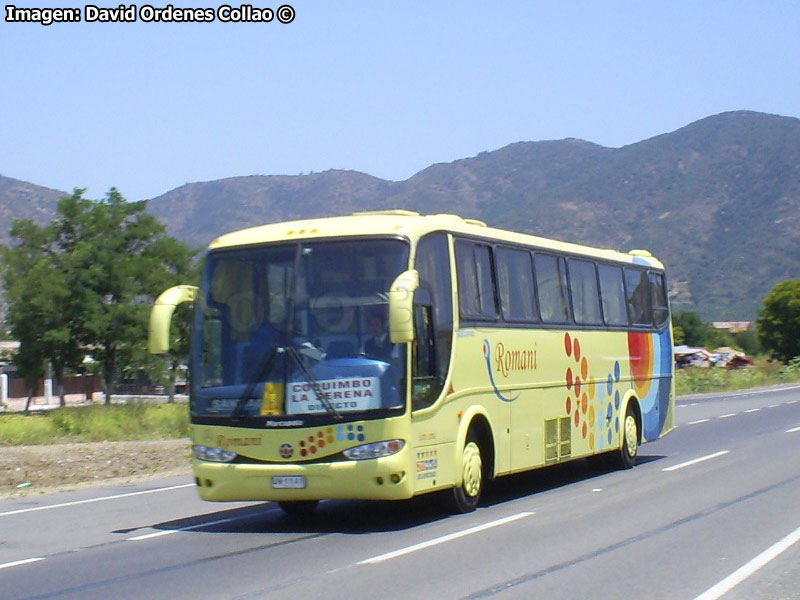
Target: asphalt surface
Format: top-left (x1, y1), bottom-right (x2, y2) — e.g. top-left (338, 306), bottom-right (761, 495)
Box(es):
top-left (2, 384), bottom-right (799, 600)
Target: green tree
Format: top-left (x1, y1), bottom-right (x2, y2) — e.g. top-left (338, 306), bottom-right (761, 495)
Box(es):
top-left (2, 188), bottom-right (197, 405)
top-left (732, 328), bottom-right (762, 356)
top-left (757, 279), bottom-right (800, 362)
top-left (671, 310), bottom-right (744, 351)
top-left (1, 219), bottom-right (84, 407)
top-left (672, 325), bottom-right (685, 346)
top-left (56, 188), bottom-right (196, 402)
top-left (704, 327), bottom-right (736, 350)
top-left (672, 312), bottom-right (710, 347)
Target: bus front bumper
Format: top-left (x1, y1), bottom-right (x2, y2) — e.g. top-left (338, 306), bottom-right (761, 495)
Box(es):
top-left (192, 449), bottom-right (415, 502)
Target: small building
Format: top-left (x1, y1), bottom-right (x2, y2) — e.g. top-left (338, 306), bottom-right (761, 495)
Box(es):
top-left (712, 321), bottom-right (753, 333)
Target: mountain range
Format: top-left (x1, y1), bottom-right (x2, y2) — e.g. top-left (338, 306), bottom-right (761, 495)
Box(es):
top-left (2, 110), bottom-right (799, 320)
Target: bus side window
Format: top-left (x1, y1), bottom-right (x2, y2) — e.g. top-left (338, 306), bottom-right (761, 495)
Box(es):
top-left (597, 264), bottom-right (629, 326)
top-left (413, 233), bottom-right (453, 411)
top-left (496, 247), bottom-right (537, 322)
top-left (624, 267), bottom-right (652, 326)
top-left (535, 253), bottom-right (570, 323)
top-left (568, 258), bottom-right (602, 325)
top-left (649, 272), bottom-right (669, 327)
top-left (413, 296), bottom-right (437, 407)
top-left (455, 240), bottom-right (497, 320)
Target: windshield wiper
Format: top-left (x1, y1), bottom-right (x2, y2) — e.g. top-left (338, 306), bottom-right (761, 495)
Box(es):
top-left (232, 343), bottom-right (340, 420)
top-left (233, 346), bottom-right (280, 420)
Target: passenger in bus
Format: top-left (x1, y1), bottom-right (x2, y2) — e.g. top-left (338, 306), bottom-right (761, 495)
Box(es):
top-left (363, 313), bottom-right (393, 362)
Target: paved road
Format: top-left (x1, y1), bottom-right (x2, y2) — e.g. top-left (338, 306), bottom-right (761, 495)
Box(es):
top-left (2, 385), bottom-right (799, 600)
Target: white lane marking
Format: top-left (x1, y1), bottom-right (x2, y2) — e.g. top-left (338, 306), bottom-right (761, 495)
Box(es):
top-left (789, 400), bottom-right (799, 404)
top-left (787, 426), bottom-right (800, 433)
top-left (681, 385), bottom-right (800, 403)
top-left (745, 408), bottom-right (760, 413)
top-left (128, 516), bottom-right (243, 541)
top-left (663, 451), bottom-right (730, 472)
top-left (688, 419), bottom-right (710, 425)
top-left (0, 557), bottom-right (45, 570)
top-left (359, 512), bottom-right (534, 565)
top-left (768, 404), bottom-right (779, 408)
top-left (724, 385), bottom-right (800, 398)
top-left (693, 523), bottom-right (800, 600)
top-left (0, 484), bottom-right (194, 518)
top-left (719, 413), bottom-right (737, 419)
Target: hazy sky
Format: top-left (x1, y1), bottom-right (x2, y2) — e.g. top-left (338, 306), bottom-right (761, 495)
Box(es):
top-left (2, 1), bottom-right (799, 201)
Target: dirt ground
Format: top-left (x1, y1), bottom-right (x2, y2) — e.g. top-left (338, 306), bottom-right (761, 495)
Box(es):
top-left (0, 439), bottom-right (193, 499)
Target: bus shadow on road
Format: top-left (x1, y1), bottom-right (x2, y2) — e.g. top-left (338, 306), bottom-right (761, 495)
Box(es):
top-left (136, 495), bottom-right (454, 536)
top-left (135, 454), bottom-right (667, 536)
top-left (481, 453), bottom-right (667, 507)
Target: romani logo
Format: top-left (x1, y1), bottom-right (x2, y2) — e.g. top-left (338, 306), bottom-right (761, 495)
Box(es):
top-left (481, 340), bottom-right (520, 403)
top-left (493, 342), bottom-right (537, 377)
top-left (216, 435), bottom-right (262, 448)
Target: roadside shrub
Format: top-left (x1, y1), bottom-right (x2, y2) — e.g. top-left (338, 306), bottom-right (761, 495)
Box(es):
top-left (782, 357), bottom-right (800, 379)
top-left (675, 356), bottom-right (800, 395)
top-left (0, 413), bottom-right (55, 445)
top-left (0, 402), bottom-right (189, 445)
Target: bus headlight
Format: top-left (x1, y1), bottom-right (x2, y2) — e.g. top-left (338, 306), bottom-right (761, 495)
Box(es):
top-left (193, 445), bottom-right (237, 463)
top-left (342, 439), bottom-right (405, 461)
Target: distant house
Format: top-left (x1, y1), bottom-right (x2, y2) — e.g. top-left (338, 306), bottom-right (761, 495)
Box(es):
top-left (0, 340), bottom-right (20, 355)
top-left (0, 341), bottom-right (21, 373)
top-left (712, 321), bottom-right (753, 333)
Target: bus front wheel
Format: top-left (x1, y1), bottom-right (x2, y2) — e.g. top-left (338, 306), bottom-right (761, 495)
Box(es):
top-left (450, 432), bottom-right (483, 513)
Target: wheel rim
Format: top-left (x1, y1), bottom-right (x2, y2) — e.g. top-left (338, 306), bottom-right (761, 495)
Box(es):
top-left (624, 414), bottom-right (638, 457)
top-left (462, 441), bottom-right (482, 497)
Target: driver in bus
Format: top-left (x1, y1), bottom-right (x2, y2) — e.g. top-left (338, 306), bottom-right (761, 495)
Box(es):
top-left (363, 313), bottom-right (393, 362)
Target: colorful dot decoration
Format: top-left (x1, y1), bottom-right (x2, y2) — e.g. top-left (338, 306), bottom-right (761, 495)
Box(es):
top-left (563, 332), bottom-right (625, 451)
top-left (565, 332), bottom-right (592, 442)
top-left (297, 425), bottom-right (369, 457)
top-left (337, 424), bottom-right (366, 443)
top-left (298, 427), bottom-right (336, 457)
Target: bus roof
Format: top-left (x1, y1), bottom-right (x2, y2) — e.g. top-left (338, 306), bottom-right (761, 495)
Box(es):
top-left (208, 210), bottom-right (664, 269)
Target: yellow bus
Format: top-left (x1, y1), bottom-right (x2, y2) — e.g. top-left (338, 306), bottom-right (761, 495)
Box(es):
top-left (149, 210), bottom-right (674, 514)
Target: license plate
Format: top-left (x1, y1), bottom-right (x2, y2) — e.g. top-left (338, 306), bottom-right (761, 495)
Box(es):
top-left (272, 476), bottom-right (306, 489)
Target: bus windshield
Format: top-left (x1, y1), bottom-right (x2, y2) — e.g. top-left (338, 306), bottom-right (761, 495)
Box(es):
top-left (192, 239), bottom-right (409, 422)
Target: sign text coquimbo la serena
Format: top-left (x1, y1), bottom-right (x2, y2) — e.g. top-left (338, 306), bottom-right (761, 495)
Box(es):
top-left (4, 4), bottom-right (296, 26)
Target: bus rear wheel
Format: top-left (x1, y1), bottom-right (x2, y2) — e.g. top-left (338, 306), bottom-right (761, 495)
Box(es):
top-left (278, 500), bottom-right (319, 517)
top-left (450, 432), bottom-right (483, 513)
top-left (613, 404), bottom-right (639, 470)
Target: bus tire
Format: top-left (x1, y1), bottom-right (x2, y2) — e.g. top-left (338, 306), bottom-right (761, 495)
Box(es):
top-left (278, 500), bottom-right (319, 517)
top-left (450, 430), bottom-right (483, 513)
top-left (614, 403), bottom-right (639, 470)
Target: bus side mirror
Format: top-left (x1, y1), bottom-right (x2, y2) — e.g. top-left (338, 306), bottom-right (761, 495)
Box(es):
top-left (388, 270), bottom-right (419, 344)
top-left (149, 285), bottom-right (198, 354)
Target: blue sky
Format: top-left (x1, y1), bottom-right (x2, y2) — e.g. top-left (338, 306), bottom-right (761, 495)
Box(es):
top-left (2, 1), bottom-right (799, 201)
